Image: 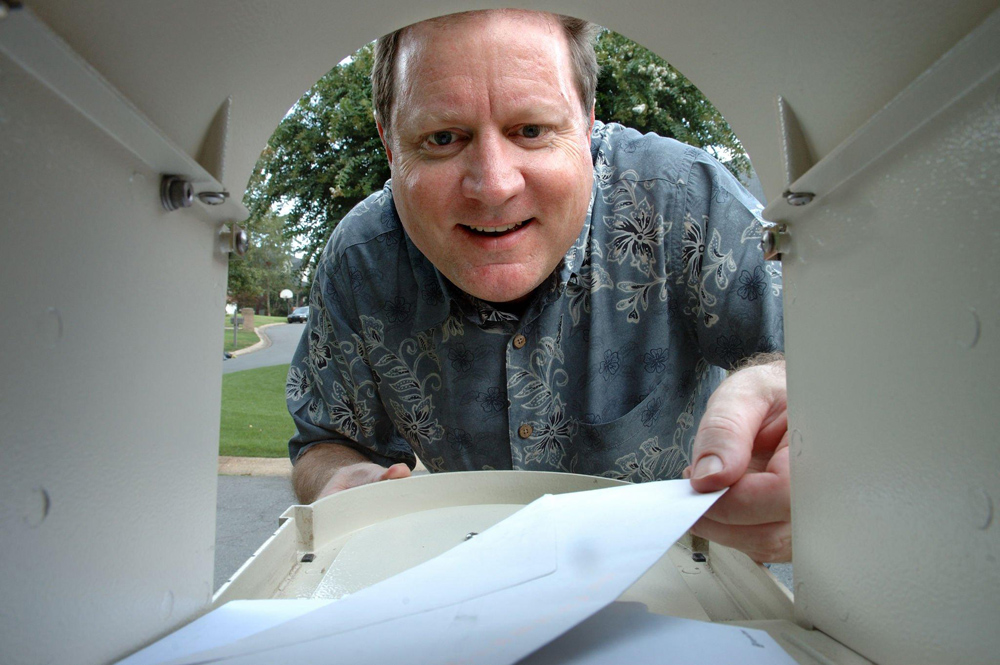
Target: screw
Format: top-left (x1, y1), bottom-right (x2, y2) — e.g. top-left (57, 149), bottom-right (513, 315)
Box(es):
top-left (197, 190), bottom-right (230, 206)
top-left (232, 225), bottom-right (249, 256)
top-left (301, 553), bottom-right (316, 563)
top-left (160, 175), bottom-right (193, 211)
top-left (761, 224), bottom-right (788, 261)
top-left (784, 190), bottom-right (815, 206)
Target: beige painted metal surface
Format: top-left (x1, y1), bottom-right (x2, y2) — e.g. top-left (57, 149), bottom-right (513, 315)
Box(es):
top-left (217, 472), bottom-right (872, 665)
top-left (1, 1), bottom-right (998, 664)
top-left (776, 12), bottom-right (1000, 665)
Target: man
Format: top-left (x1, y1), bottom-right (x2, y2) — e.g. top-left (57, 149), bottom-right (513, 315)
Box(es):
top-left (286, 10), bottom-right (791, 563)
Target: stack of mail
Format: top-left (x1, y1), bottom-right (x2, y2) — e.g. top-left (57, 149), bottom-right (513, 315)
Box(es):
top-left (120, 480), bottom-right (796, 665)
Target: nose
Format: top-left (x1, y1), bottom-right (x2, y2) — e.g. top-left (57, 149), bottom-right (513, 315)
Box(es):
top-left (460, 132), bottom-right (525, 206)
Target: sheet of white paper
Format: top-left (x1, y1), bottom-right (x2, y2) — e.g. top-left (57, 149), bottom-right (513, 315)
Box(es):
top-left (519, 602), bottom-right (798, 664)
top-left (115, 600), bottom-right (333, 665)
top-left (164, 479), bottom-right (724, 665)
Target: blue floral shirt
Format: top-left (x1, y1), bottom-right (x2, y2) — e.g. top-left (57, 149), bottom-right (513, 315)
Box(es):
top-left (286, 121), bottom-right (783, 482)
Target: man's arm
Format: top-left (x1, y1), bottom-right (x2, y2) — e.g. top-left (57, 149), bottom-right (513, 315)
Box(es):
top-left (683, 354), bottom-right (791, 562)
top-left (292, 442), bottom-right (412, 504)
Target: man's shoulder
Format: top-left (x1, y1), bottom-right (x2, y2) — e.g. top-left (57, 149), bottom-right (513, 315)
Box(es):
top-left (592, 121), bottom-right (704, 183)
top-left (319, 184), bottom-right (403, 271)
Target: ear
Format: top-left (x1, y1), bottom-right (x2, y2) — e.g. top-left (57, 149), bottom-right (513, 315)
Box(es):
top-left (376, 120), bottom-right (394, 166)
top-left (586, 105), bottom-right (596, 146)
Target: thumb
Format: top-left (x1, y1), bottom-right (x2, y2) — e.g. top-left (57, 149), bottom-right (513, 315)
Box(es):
top-left (688, 363), bottom-right (786, 493)
top-left (688, 414), bottom-right (753, 492)
top-left (380, 462), bottom-right (412, 481)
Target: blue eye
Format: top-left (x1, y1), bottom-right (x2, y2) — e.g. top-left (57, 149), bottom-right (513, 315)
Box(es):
top-left (429, 131), bottom-right (455, 146)
top-left (521, 125), bottom-right (542, 138)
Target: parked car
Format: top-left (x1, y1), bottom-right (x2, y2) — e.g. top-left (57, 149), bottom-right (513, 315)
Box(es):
top-left (287, 306), bottom-right (310, 323)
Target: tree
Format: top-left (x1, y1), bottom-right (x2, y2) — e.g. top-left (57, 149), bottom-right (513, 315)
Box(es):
top-left (594, 31), bottom-right (750, 177)
top-left (244, 44), bottom-right (388, 284)
top-left (244, 32), bottom-right (750, 279)
top-left (227, 212), bottom-right (300, 315)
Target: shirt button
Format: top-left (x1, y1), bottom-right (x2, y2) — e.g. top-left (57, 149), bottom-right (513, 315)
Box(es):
top-left (518, 423), bottom-right (533, 439)
top-left (512, 334), bottom-right (527, 349)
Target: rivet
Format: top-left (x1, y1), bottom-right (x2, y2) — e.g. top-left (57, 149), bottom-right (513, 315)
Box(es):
top-left (790, 429), bottom-right (803, 457)
top-left (160, 590), bottom-right (175, 620)
top-left (970, 487), bottom-right (993, 530)
top-left (691, 552), bottom-right (707, 563)
top-left (38, 307), bottom-right (63, 343)
top-left (22, 487), bottom-right (50, 528)
top-left (958, 308), bottom-right (981, 349)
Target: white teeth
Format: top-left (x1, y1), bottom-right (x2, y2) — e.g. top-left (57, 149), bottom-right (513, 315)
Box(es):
top-left (467, 220), bottom-right (528, 234)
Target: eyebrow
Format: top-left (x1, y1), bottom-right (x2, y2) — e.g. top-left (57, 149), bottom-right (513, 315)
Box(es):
top-left (399, 99), bottom-right (573, 136)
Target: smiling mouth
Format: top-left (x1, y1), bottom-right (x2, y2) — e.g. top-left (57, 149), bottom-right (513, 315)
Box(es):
top-left (463, 219), bottom-right (533, 236)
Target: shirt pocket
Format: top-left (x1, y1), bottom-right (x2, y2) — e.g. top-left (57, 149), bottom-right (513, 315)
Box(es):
top-left (572, 375), bottom-right (676, 477)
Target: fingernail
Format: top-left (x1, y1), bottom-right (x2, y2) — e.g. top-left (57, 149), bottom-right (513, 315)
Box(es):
top-left (693, 454), bottom-right (723, 480)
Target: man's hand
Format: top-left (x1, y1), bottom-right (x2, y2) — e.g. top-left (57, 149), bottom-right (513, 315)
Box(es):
top-left (292, 442), bottom-right (411, 504)
top-left (682, 360), bottom-right (791, 563)
top-left (316, 461), bottom-right (411, 500)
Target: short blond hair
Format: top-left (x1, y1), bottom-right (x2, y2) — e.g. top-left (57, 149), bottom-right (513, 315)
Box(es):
top-left (372, 11), bottom-right (599, 138)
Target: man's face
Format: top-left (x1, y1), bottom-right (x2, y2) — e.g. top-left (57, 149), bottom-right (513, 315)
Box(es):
top-left (382, 12), bottom-right (595, 304)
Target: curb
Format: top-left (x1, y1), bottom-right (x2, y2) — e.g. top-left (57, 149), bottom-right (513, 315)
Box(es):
top-left (217, 455), bottom-right (430, 477)
top-left (219, 456), bottom-right (293, 477)
top-left (230, 322), bottom-right (283, 357)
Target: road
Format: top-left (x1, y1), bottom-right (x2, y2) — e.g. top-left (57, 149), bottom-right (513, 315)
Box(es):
top-left (223, 322), bottom-right (305, 373)
top-left (215, 475), bottom-right (296, 591)
top-left (216, 322), bottom-right (301, 590)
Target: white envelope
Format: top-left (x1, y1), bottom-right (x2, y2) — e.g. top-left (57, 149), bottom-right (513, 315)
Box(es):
top-left (158, 479), bottom-right (725, 665)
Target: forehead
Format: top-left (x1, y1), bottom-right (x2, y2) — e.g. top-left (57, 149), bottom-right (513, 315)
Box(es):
top-left (392, 12), bottom-right (578, 122)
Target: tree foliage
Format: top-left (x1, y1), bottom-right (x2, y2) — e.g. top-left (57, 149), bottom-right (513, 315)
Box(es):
top-left (243, 32), bottom-right (750, 280)
top-left (594, 31), bottom-right (750, 177)
top-left (227, 212), bottom-right (301, 316)
top-left (243, 44), bottom-right (387, 283)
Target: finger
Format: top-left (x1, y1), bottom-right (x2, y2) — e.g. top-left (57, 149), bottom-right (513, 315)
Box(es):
top-left (702, 454), bottom-right (790, 525)
top-left (690, 366), bottom-right (786, 493)
top-left (690, 517), bottom-right (792, 563)
top-left (381, 463), bottom-right (412, 481)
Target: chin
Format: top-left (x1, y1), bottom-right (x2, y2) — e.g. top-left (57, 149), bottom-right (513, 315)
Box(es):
top-left (460, 275), bottom-right (537, 305)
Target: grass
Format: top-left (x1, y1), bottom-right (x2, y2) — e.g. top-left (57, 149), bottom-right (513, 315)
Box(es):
top-left (219, 364), bottom-right (295, 457)
top-left (223, 329), bottom-right (261, 353)
top-left (222, 314), bottom-right (289, 352)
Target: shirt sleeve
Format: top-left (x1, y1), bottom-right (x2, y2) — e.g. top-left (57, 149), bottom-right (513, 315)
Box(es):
top-left (286, 251), bottom-right (417, 469)
top-left (677, 153), bottom-right (784, 369)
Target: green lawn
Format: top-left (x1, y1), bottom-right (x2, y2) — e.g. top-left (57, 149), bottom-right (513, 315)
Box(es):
top-left (222, 314), bottom-right (289, 352)
top-left (223, 329), bottom-right (260, 353)
top-left (219, 364), bottom-right (295, 457)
